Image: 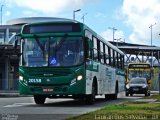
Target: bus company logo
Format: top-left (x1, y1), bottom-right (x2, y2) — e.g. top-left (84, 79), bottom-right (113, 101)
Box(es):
top-left (43, 73), bottom-right (53, 76)
top-left (47, 79), bottom-right (51, 82)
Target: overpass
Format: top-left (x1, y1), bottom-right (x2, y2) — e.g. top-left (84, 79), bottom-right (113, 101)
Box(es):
top-left (109, 41), bottom-right (160, 91)
top-left (109, 41), bottom-right (160, 66)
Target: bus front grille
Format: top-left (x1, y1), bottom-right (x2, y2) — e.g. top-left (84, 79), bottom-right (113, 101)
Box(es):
top-left (23, 68), bottom-right (72, 77)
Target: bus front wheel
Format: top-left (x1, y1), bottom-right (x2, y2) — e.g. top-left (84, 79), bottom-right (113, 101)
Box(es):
top-left (34, 95), bottom-right (46, 104)
top-left (125, 92), bottom-right (129, 96)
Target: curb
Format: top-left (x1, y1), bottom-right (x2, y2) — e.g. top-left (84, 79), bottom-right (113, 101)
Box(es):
top-left (0, 93), bottom-right (31, 97)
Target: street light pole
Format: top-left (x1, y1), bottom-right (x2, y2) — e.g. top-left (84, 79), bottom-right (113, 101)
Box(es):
top-left (149, 23), bottom-right (156, 68)
top-left (73, 9), bottom-right (81, 20)
top-left (149, 23), bottom-right (156, 46)
top-left (108, 27), bottom-right (117, 41)
top-left (81, 13), bottom-right (87, 23)
top-left (1, 5), bottom-right (4, 25)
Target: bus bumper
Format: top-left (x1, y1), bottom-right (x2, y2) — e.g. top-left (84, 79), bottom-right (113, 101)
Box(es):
top-left (19, 81), bottom-right (85, 96)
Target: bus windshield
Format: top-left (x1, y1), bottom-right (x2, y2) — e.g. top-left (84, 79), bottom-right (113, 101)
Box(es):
top-left (128, 69), bottom-right (151, 81)
top-left (22, 36), bottom-right (84, 67)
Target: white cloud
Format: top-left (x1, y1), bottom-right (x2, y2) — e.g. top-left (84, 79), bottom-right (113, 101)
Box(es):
top-left (6, 0), bottom-right (97, 14)
top-left (5, 11), bottom-right (11, 16)
top-left (121, 0), bottom-right (160, 45)
top-left (101, 30), bottom-right (112, 41)
top-left (101, 29), bottom-right (125, 42)
top-left (95, 12), bottom-right (107, 18)
top-left (23, 10), bottom-right (39, 16)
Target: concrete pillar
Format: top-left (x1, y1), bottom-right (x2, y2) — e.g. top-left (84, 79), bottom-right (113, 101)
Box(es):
top-left (4, 56), bottom-right (9, 90)
top-left (5, 28), bottom-right (9, 44)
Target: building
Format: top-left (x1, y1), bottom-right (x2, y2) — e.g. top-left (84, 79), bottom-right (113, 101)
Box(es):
top-left (0, 25), bottom-right (20, 91)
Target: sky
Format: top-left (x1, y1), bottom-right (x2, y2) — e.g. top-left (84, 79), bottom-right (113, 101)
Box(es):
top-left (1, 0), bottom-right (160, 46)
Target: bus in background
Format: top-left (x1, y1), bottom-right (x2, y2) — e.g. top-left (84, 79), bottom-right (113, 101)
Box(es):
top-left (14, 19), bottom-right (125, 104)
top-left (125, 62), bottom-right (152, 96)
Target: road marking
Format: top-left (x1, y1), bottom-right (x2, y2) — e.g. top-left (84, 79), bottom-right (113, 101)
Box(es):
top-left (3, 103), bottom-right (34, 107)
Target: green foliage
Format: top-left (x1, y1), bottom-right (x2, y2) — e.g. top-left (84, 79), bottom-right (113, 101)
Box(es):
top-left (67, 95), bottom-right (160, 120)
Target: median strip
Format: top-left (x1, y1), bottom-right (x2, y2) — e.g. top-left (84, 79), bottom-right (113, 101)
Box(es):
top-left (67, 94), bottom-right (160, 120)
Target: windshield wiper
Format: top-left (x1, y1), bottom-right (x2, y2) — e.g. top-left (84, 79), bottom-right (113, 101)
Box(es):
top-left (55, 34), bottom-right (68, 52)
top-left (34, 34), bottom-right (44, 51)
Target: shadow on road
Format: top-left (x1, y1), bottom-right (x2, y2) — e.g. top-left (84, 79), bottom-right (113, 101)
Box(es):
top-left (26, 97), bottom-right (131, 108)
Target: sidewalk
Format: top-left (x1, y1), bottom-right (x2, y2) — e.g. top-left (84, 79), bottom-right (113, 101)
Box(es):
top-left (151, 91), bottom-right (160, 94)
top-left (0, 90), bottom-right (30, 97)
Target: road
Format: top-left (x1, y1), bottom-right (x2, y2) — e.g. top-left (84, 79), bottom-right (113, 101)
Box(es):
top-left (0, 92), bottom-right (143, 120)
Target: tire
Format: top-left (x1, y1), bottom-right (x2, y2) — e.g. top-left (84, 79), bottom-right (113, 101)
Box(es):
top-left (85, 85), bottom-right (96, 105)
top-left (145, 93), bottom-right (148, 96)
top-left (111, 83), bottom-right (118, 100)
top-left (105, 94), bottom-right (110, 100)
top-left (125, 92), bottom-right (129, 96)
top-left (111, 90), bottom-right (118, 100)
top-left (130, 93), bottom-right (133, 96)
top-left (105, 83), bottom-right (118, 100)
top-left (145, 91), bottom-right (148, 96)
top-left (34, 95), bottom-right (46, 104)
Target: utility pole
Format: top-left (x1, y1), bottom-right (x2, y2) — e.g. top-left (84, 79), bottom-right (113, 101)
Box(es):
top-left (108, 27), bottom-right (117, 41)
top-left (149, 23), bottom-right (156, 68)
top-left (149, 23), bottom-right (156, 46)
top-left (81, 13), bottom-right (87, 23)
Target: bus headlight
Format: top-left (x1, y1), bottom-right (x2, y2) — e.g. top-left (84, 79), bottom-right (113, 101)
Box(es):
top-left (77, 75), bottom-right (83, 81)
top-left (19, 76), bottom-right (23, 81)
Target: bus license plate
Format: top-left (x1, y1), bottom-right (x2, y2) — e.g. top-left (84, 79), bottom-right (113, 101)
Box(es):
top-left (43, 88), bottom-right (53, 92)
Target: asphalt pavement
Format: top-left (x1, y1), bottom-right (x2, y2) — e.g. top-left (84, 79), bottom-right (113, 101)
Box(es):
top-left (0, 92), bottom-right (150, 120)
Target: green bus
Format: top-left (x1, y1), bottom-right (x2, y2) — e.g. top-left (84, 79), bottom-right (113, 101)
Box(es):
top-left (14, 18), bottom-right (125, 104)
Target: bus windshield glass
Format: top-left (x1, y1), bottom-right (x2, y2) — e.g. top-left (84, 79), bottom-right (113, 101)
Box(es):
top-left (22, 36), bottom-right (84, 67)
top-left (128, 69), bottom-right (151, 81)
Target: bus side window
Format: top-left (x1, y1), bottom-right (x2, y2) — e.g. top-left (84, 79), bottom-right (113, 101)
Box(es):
top-left (85, 37), bottom-right (93, 59)
top-left (93, 37), bottom-right (98, 61)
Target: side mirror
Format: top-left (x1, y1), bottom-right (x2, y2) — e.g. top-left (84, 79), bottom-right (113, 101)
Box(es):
top-left (13, 33), bottom-right (22, 56)
top-left (13, 33), bottom-right (21, 50)
top-left (14, 39), bottom-right (18, 50)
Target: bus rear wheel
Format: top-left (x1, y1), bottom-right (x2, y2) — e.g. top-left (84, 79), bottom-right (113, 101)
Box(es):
top-left (110, 83), bottom-right (118, 100)
top-left (34, 95), bottom-right (46, 104)
top-left (85, 84), bottom-right (96, 105)
top-left (105, 94), bottom-right (110, 100)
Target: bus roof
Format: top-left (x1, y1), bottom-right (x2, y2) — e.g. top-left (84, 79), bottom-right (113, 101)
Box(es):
top-left (7, 17), bottom-right (78, 25)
